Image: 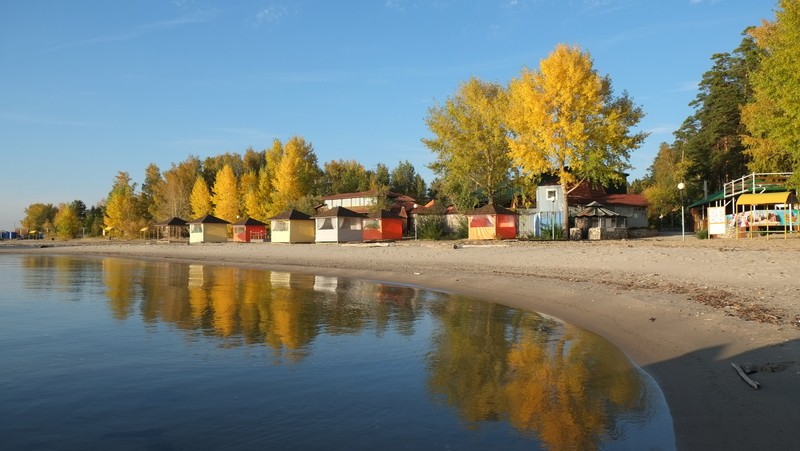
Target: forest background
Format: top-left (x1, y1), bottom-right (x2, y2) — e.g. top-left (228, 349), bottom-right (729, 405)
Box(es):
top-left (15, 0), bottom-right (799, 239)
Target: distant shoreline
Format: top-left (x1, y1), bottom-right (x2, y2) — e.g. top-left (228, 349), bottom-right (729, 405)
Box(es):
top-left (2, 236), bottom-right (799, 450)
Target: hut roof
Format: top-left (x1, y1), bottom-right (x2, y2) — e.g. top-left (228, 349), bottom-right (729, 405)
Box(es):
top-left (233, 217), bottom-right (266, 226)
top-left (576, 202), bottom-right (626, 218)
top-left (466, 204), bottom-right (517, 216)
top-left (313, 206), bottom-right (366, 218)
top-left (187, 214), bottom-right (230, 224)
top-left (270, 209), bottom-right (313, 220)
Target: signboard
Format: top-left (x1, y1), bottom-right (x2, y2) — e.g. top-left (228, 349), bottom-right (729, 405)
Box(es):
top-left (708, 206), bottom-right (727, 236)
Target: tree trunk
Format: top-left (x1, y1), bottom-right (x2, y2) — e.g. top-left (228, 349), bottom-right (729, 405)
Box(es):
top-left (561, 181), bottom-right (570, 240)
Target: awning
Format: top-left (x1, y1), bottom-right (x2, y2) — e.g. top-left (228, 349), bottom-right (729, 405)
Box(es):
top-left (688, 190), bottom-right (724, 209)
top-left (736, 192), bottom-right (799, 206)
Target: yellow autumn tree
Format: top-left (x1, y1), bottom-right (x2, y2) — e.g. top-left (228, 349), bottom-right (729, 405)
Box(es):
top-left (423, 76), bottom-right (513, 209)
top-left (104, 171), bottom-right (147, 237)
top-left (506, 44), bottom-right (646, 236)
top-left (212, 164), bottom-right (240, 223)
top-left (240, 170), bottom-right (262, 220)
top-left (53, 203), bottom-right (81, 239)
top-left (189, 175), bottom-right (213, 219)
top-left (268, 136), bottom-right (321, 216)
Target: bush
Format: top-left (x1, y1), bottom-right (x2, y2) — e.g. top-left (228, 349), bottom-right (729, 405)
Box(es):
top-left (541, 225), bottom-right (564, 240)
top-left (696, 229), bottom-right (709, 240)
top-left (453, 216), bottom-right (469, 239)
top-left (416, 215), bottom-right (447, 240)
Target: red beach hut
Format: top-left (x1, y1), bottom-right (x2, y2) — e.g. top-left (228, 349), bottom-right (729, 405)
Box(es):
top-left (232, 217), bottom-right (268, 242)
top-left (363, 210), bottom-right (404, 241)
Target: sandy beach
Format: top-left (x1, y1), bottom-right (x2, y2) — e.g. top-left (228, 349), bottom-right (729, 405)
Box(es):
top-left (3, 235), bottom-right (799, 450)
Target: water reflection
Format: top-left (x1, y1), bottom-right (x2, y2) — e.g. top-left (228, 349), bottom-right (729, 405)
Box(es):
top-left (15, 255), bottom-right (671, 450)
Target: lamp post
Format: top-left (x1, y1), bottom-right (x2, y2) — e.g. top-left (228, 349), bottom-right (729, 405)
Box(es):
top-left (677, 182), bottom-right (686, 241)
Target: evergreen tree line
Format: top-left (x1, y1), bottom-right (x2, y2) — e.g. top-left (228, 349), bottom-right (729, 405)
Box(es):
top-left (634, 0), bottom-right (800, 224)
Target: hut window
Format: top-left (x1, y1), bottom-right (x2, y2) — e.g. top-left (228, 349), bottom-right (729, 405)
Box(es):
top-left (363, 219), bottom-right (380, 230)
top-left (318, 218), bottom-right (334, 230)
top-left (190, 224), bottom-right (202, 233)
top-left (234, 226), bottom-right (245, 234)
top-left (498, 215), bottom-right (515, 227)
top-left (339, 217), bottom-right (361, 230)
top-left (470, 215), bottom-right (493, 227)
top-left (546, 189), bottom-right (557, 201)
top-left (273, 220), bottom-right (289, 232)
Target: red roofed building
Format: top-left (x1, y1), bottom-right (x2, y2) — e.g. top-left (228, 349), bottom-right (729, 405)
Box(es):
top-left (318, 189), bottom-right (418, 232)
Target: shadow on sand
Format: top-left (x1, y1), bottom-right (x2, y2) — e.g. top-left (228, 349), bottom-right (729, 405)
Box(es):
top-left (644, 337), bottom-right (799, 451)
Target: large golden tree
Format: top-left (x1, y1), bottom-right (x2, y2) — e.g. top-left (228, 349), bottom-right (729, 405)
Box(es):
top-left (506, 44), bottom-right (646, 236)
top-left (189, 176), bottom-right (213, 218)
top-left (212, 164), bottom-right (240, 223)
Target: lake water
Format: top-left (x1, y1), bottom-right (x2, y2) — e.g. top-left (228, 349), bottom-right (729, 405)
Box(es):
top-left (0, 254), bottom-right (674, 450)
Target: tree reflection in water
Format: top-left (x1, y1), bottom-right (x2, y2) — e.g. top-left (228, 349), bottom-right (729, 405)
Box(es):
top-left (29, 255), bottom-right (653, 449)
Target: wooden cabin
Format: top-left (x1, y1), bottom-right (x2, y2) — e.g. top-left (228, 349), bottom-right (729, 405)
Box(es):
top-left (187, 214), bottom-right (230, 243)
top-left (363, 210), bottom-right (404, 241)
top-left (465, 204), bottom-right (518, 240)
top-left (154, 217), bottom-right (188, 240)
top-left (313, 207), bottom-right (364, 243)
top-left (232, 217), bottom-right (267, 242)
top-left (269, 210), bottom-right (316, 243)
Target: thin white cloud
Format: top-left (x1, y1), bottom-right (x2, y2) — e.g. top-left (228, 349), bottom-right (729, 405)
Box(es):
top-left (253, 4), bottom-right (291, 27)
top-left (645, 124), bottom-right (678, 135)
top-left (48, 10), bottom-right (216, 51)
top-left (385, 0), bottom-right (407, 13)
top-left (672, 80), bottom-right (699, 92)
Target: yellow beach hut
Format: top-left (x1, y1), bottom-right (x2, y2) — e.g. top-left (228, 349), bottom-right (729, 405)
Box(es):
top-left (270, 209), bottom-right (316, 243)
top-left (187, 214), bottom-right (230, 243)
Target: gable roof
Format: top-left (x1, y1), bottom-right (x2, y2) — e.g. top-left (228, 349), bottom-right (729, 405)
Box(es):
top-left (576, 201), bottom-right (626, 218)
top-left (232, 217), bottom-right (267, 226)
top-left (321, 189), bottom-right (415, 203)
top-left (313, 206), bottom-right (366, 218)
top-left (601, 193), bottom-right (648, 208)
top-left (466, 204), bottom-right (517, 216)
top-left (270, 209), bottom-right (312, 221)
top-left (187, 214), bottom-right (230, 225)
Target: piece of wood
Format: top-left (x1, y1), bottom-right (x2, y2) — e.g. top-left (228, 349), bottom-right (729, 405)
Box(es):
top-left (731, 363), bottom-right (761, 390)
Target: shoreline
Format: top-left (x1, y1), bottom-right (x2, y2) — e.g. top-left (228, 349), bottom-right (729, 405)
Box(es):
top-left (2, 237), bottom-right (799, 450)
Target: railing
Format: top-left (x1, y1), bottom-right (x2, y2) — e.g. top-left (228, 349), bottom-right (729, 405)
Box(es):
top-left (723, 172), bottom-right (792, 199)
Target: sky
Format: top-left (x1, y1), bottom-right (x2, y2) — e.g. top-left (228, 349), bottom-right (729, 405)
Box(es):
top-left (0, 0), bottom-right (778, 230)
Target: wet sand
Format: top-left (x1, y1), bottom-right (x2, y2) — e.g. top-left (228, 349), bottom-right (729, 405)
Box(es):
top-left (3, 235), bottom-right (799, 450)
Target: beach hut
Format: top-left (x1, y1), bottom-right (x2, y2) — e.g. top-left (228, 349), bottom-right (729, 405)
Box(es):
top-left (575, 201), bottom-right (627, 240)
top-left (187, 214), bottom-right (230, 243)
top-left (154, 217), bottom-right (188, 240)
top-left (269, 209), bottom-right (316, 244)
top-left (363, 209), bottom-right (404, 241)
top-left (232, 217), bottom-right (267, 242)
top-left (313, 207), bottom-right (365, 243)
top-left (465, 204), bottom-right (518, 240)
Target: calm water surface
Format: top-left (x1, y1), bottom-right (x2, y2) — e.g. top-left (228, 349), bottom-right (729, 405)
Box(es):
top-left (0, 254), bottom-right (674, 450)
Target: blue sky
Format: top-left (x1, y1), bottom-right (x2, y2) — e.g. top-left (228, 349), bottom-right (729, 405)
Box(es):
top-left (0, 0), bottom-right (777, 229)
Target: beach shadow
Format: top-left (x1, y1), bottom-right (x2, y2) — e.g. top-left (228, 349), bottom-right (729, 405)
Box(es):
top-left (644, 338), bottom-right (800, 451)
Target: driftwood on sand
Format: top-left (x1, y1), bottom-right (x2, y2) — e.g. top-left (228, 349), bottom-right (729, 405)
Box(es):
top-left (731, 363), bottom-right (761, 390)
